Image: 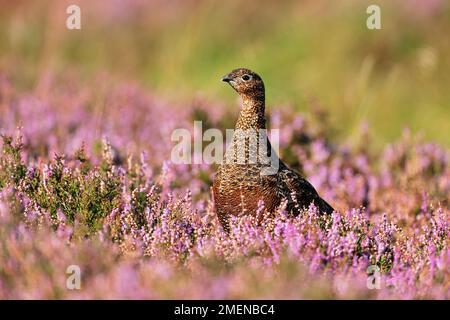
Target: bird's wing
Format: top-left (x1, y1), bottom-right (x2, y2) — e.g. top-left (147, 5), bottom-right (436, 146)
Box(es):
top-left (277, 166), bottom-right (334, 215)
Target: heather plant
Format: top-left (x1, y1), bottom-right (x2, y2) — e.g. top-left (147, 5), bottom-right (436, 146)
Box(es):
top-left (0, 73), bottom-right (448, 299)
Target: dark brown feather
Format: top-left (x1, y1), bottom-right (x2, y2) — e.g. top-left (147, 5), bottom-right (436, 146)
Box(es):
top-left (213, 68), bottom-right (334, 231)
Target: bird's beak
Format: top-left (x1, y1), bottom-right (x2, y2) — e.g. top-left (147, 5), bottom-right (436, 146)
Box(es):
top-left (221, 75), bottom-right (233, 83)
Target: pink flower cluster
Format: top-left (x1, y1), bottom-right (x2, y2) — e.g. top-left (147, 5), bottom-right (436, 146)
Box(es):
top-left (0, 73), bottom-right (448, 299)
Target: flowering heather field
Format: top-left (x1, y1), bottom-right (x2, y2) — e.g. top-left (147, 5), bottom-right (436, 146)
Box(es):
top-left (0, 73), bottom-right (448, 299)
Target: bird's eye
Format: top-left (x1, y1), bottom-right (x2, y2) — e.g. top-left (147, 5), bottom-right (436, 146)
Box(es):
top-left (242, 74), bottom-right (251, 81)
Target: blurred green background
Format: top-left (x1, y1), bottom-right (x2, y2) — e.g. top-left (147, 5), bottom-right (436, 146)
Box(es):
top-left (0, 0), bottom-right (449, 147)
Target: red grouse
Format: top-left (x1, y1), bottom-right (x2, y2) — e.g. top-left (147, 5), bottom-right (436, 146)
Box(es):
top-left (213, 68), bottom-right (334, 231)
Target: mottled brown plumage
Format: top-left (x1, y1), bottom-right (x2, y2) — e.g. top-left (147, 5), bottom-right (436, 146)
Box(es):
top-left (213, 68), bottom-right (334, 232)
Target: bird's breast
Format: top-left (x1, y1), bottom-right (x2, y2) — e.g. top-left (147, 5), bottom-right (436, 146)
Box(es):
top-left (214, 164), bottom-right (280, 217)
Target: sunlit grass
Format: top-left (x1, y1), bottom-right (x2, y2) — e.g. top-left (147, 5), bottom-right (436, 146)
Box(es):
top-left (0, 0), bottom-right (449, 146)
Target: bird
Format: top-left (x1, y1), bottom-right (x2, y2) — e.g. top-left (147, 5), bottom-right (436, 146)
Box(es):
top-left (213, 68), bottom-right (334, 232)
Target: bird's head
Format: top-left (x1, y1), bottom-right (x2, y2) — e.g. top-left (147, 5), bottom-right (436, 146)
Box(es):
top-left (221, 68), bottom-right (264, 98)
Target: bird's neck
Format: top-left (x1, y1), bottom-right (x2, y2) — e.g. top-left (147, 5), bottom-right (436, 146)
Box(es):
top-left (225, 92), bottom-right (272, 167)
top-left (235, 93), bottom-right (266, 130)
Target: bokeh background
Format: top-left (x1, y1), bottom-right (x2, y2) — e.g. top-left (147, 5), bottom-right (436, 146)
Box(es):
top-left (0, 0), bottom-right (449, 147)
top-left (0, 0), bottom-right (449, 300)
